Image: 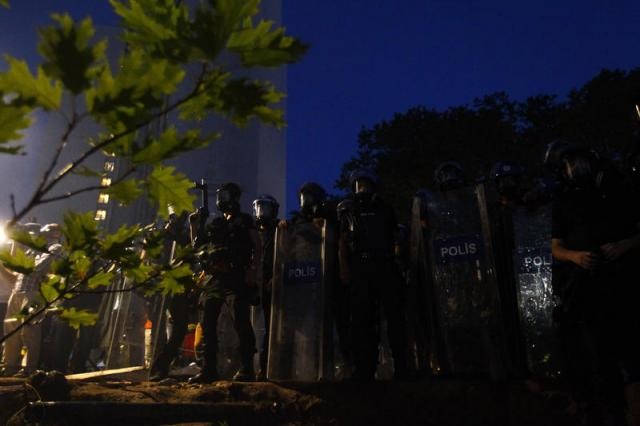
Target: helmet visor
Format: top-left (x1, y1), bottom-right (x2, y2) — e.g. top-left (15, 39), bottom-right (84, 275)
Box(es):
top-left (254, 202), bottom-right (275, 220)
top-left (565, 156), bottom-right (593, 182)
top-left (354, 178), bottom-right (375, 194)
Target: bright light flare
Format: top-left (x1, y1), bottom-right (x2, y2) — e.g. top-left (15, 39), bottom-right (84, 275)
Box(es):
top-left (0, 225), bottom-right (7, 245)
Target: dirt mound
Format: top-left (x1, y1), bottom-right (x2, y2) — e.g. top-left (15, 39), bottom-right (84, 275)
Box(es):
top-left (1, 377), bottom-right (579, 425)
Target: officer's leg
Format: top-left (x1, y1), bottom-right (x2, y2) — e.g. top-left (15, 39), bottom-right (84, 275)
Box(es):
top-left (350, 263), bottom-right (379, 381)
top-left (259, 287), bottom-right (271, 377)
top-left (232, 292), bottom-right (256, 380)
top-left (151, 294), bottom-right (189, 378)
top-left (22, 317), bottom-right (43, 373)
top-left (332, 280), bottom-right (353, 370)
top-left (381, 264), bottom-right (409, 379)
top-left (200, 296), bottom-right (223, 378)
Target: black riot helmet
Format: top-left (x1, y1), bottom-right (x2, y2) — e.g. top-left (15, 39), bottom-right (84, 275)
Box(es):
top-left (490, 161), bottom-right (524, 200)
top-left (348, 169), bottom-right (378, 194)
top-left (544, 139), bottom-right (575, 176)
top-left (298, 182), bottom-right (326, 216)
top-left (561, 147), bottom-right (600, 189)
top-left (433, 161), bottom-right (464, 192)
top-left (216, 182), bottom-right (241, 213)
top-left (252, 194), bottom-right (279, 224)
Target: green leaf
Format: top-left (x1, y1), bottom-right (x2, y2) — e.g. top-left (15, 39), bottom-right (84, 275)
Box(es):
top-left (87, 270), bottom-right (115, 289)
top-left (179, 72), bottom-right (286, 128)
top-left (227, 19), bottom-right (309, 67)
top-left (59, 307), bottom-right (98, 329)
top-left (0, 102), bottom-right (31, 152)
top-left (0, 56), bottom-right (62, 110)
top-left (0, 0), bottom-right (8, 9)
top-left (186, 0), bottom-right (260, 61)
top-left (100, 224), bottom-right (140, 259)
top-left (110, 0), bottom-right (191, 60)
top-left (218, 78), bottom-right (285, 127)
top-left (132, 126), bottom-right (217, 164)
top-left (51, 257), bottom-right (72, 277)
top-left (124, 262), bottom-right (154, 284)
top-left (38, 14), bottom-right (107, 95)
top-left (157, 264), bottom-right (192, 295)
top-left (86, 49), bottom-right (185, 131)
top-left (6, 228), bottom-right (48, 252)
top-left (0, 247), bottom-right (35, 274)
top-left (62, 212), bottom-right (99, 252)
top-left (106, 179), bottom-right (143, 205)
top-left (145, 165), bottom-right (195, 219)
top-left (69, 250), bottom-right (91, 280)
top-left (40, 276), bottom-right (62, 302)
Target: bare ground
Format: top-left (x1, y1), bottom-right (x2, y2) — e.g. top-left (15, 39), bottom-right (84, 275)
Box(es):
top-left (0, 372), bottom-right (587, 426)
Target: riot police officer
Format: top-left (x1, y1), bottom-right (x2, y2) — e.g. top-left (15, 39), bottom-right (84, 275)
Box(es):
top-left (338, 170), bottom-right (408, 382)
top-left (488, 161), bottom-right (529, 377)
top-left (252, 194), bottom-right (279, 381)
top-left (552, 146), bottom-right (640, 425)
top-left (188, 183), bottom-right (261, 384)
top-left (291, 182), bottom-right (353, 376)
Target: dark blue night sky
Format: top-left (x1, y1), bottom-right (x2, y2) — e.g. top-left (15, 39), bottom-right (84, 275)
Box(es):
top-left (283, 0), bottom-right (640, 203)
top-left (1, 1), bottom-right (639, 208)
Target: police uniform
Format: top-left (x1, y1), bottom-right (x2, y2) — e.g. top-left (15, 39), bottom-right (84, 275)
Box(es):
top-left (553, 179), bottom-right (640, 423)
top-left (257, 217), bottom-right (277, 375)
top-left (199, 213), bottom-right (257, 380)
top-left (340, 194), bottom-right (408, 381)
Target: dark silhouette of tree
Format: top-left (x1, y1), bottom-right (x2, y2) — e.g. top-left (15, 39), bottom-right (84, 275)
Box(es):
top-left (337, 68), bottom-right (640, 220)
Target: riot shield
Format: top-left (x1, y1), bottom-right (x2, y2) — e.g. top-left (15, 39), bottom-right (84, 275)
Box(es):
top-left (424, 184), bottom-right (505, 380)
top-left (407, 193), bottom-right (442, 376)
top-left (267, 219), bottom-right (334, 381)
top-left (101, 272), bottom-right (146, 369)
top-left (511, 204), bottom-right (560, 378)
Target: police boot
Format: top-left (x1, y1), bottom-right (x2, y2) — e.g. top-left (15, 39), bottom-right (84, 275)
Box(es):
top-left (187, 370), bottom-right (219, 384)
top-left (233, 362), bottom-right (255, 382)
top-left (149, 368), bottom-right (169, 382)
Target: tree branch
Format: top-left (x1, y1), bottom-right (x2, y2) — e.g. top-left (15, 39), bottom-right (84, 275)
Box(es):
top-left (38, 167), bottom-right (135, 204)
top-left (9, 65), bottom-right (209, 226)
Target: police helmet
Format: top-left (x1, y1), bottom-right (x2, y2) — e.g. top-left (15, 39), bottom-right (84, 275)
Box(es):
top-left (543, 139), bottom-right (575, 174)
top-left (490, 161), bottom-right (524, 181)
top-left (252, 194), bottom-right (279, 220)
top-left (348, 169), bottom-right (378, 193)
top-left (298, 182), bottom-right (326, 214)
top-left (561, 147), bottom-right (599, 186)
top-left (433, 161), bottom-right (464, 189)
top-left (298, 182), bottom-right (326, 201)
top-left (216, 182), bottom-right (242, 212)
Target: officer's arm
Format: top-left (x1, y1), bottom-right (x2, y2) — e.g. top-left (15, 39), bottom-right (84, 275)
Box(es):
top-left (552, 238), bottom-right (599, 270)
top-left (551, 238), bottom-right (577, 263)
top-left (248, 228), bottom-right (262, 283)
top-left (600, 231), bottom-right (640, 261)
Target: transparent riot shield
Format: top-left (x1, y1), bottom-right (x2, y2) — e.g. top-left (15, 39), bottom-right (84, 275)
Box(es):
top-left (407, 193), bottom-right (443, 376)
top-left (511, 204), bottom-right (560, 378)
top-left (424, 184), bottom-right (505, 380)
top-left (267, 219), bottom-right (333, 381)
top-left (101, 272), bottom-right (147, 369)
